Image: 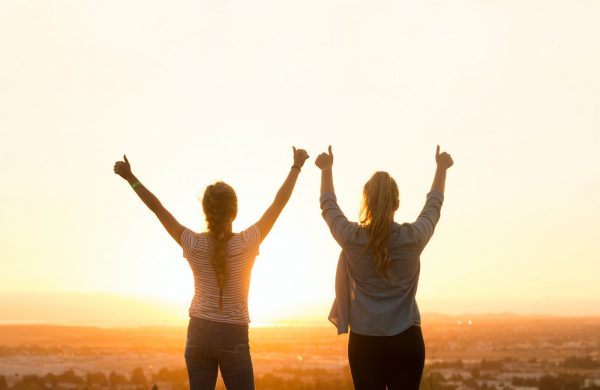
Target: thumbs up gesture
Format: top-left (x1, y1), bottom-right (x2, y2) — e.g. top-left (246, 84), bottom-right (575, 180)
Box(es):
top-left (315, 145), bottom-right (334, 171)
top-left (292, 146), bottom-right (310, 169)
top-left (113, 154), bottom-right (134, 180)
top-left (435, 145), bottom-right (454, 170)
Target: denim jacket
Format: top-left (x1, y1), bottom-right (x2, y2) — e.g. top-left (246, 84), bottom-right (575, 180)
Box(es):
top-left (322, 191), bottom-right (444, 336)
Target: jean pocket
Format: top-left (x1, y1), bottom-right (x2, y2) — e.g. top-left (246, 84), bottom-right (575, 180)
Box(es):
top-left (220, 342), bottom-right (249, 354)
top-left (218, 341), bottom-right (252, 368)
top-left (184, 345), bottom-right (206, 359)
top-left (186, 320), bottom-right (210, 347)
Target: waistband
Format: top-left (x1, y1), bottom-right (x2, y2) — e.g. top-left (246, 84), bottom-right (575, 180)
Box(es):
top-left (350, 325), bottom-right (422, 339)
top-left (189, 316), bottom-right (249, 330)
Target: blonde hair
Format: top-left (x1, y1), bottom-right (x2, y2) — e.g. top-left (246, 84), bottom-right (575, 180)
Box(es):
top-left (359, 171), bottom-right (400, 281)
top-left (202, 182), bottom-right (238, 311)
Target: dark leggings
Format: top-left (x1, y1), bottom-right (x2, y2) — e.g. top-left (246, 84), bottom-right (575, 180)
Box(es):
top-left (184, 317), bottom-right (254, 390)
top-left (348, 326), bottom-right (425, 390)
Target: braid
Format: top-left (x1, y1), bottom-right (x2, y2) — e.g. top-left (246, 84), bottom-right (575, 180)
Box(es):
top-left (202, 182), bottom-right (238, 312)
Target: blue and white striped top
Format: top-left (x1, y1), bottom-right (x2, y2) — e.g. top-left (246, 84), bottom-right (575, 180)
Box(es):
top-left (181, 225), bottom-right (261, 325)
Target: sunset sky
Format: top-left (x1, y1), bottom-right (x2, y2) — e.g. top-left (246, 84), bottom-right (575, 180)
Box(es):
top-left (1, 0), bottom-right (599, 326)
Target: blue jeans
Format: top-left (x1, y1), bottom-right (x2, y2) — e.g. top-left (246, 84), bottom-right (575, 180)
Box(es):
top-left (185, 317), bottom-right (254, 390)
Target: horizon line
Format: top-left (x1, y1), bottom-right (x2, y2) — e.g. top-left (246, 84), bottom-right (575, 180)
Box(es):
top-left (2, 311), bottom-right (600, 329)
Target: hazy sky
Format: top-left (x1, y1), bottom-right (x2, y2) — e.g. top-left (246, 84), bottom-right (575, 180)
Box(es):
top-left (1, 0), bottom-right (599, 324)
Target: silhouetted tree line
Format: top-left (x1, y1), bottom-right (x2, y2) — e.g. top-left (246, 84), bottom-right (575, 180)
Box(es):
top-left (509, 373), bottom-right (600, 390)
top-left (3, 360), bottom-right (600, 390)
top-left (1, 367), bottom-right (352, 390)
top-left (562, 355), bottom-right (599, 369)
top-left (537, 374), bottom-right (600, 390)
top-left (0, 368), bottom-right (176, 390)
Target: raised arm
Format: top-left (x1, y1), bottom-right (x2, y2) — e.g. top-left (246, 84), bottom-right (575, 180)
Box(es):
top-left (316, 146), bottom-right (359, 246)
top-left (411, 145), bottom-right (453, 245)
top-left (256, 147), bottom-right (309, 241)
top-left (113, 155), bottom-right (186, 246)
top-left (316, 145), bottom-right (335, 195)
top-left (431, 145), bottom-right (453, 194)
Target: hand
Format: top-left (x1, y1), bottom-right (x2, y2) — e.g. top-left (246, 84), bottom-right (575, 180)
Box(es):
top-left (315, 145), bottom-right (334, 170)
top-left (292, 146), bottom-right (310, 168)
top-left (435, 145), bottom-right (453, 170)
top-left (114, 154), bottom-right (134, 180)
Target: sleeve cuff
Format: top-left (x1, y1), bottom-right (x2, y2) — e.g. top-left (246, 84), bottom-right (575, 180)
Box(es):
top-left (320, 192), bottom-right (337, 207)
top-left (427, 190), bottom-right (444, 203)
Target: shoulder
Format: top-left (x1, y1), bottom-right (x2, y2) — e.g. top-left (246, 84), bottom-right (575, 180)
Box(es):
top-left (232, 224), bottom-right (261, 255)
top-left (239, 224), bottom-right (261, 244)
top-left (390, 222), bottom-right (411, 237)
top-left (181, 229), bottom-right (209, 260)
top-left (392, 222), bottom-right (422, 244)
top-left (182, 229), bottom-right (208, 248)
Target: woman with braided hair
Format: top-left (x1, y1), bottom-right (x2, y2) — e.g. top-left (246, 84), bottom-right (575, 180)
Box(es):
top-left (114, 147), bottom-right (309, 390)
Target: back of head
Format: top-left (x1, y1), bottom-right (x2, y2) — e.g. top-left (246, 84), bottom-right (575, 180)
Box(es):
top-left (202, 181), bottom-right (238, 311)
top-left (359, 171), bottom-right (400, 281)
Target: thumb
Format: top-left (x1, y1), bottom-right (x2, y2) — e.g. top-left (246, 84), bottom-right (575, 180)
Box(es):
top-left (328, 145), bottom-right (333, 156)
top-left (436, 145), bottom-right (440, 157)
top-left (123, 154), bottom-right (129, 164)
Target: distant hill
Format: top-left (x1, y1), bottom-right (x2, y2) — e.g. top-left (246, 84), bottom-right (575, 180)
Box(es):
top-left (0, 291), bottom-right (188, 327)
top-left (2, 291), bottom-right (598, 328)
top-left (0, 323), bottom-right (186, 349)
top-left (1, 314), bottom-right (598, 350)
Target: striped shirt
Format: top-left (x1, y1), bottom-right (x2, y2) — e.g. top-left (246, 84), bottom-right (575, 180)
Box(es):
top-left (181, 224), bottom-right (261, 325)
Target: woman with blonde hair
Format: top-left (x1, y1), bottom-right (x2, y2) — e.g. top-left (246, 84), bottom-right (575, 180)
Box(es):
top-left (114, 147), bottom-right (309, 390)
top-left (315, 145), bottom-right (453, 390)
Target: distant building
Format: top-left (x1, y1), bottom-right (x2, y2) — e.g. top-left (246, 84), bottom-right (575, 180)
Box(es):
top-left (585, 378), bottom-right (600, 388)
